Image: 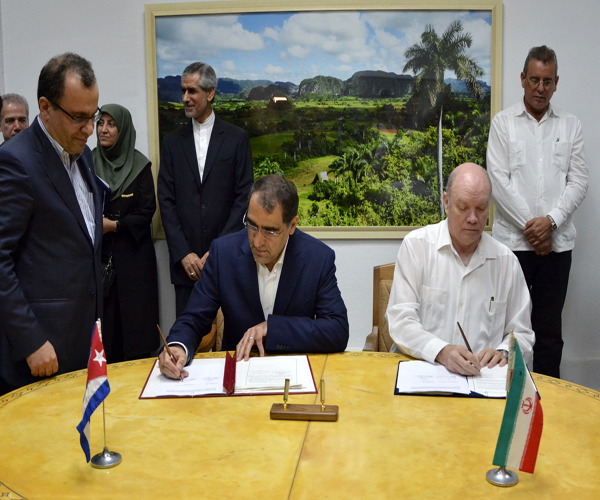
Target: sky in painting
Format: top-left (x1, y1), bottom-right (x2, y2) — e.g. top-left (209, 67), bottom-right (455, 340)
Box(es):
top-left (155, 9), bottom-right (492, 84)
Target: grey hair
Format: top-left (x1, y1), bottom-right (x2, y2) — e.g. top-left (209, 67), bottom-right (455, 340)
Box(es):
top-left (1, 93), bottom-right (29, 119)
top-left (182, 62), bottom-right (217, 91)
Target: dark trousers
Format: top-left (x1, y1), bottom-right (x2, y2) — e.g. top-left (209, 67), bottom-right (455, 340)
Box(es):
top-left (0, 376), bottom-right (18, 397)
top-left (175, 284), bottom-right (194, 319)
top-left (514, 250), bottom-right (572, 378)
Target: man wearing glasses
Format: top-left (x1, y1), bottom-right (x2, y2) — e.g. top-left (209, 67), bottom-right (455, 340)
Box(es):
top-left (487, 45), bottom-right (588, 378)
top-left (159, 174), bottom-right (349, 379)
top-left (0, 53), bottom-right (103, 394)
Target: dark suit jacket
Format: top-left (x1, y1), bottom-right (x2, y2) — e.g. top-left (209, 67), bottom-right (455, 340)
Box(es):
top-left (0, 118), bottom-right (103, 388)
top-left (167, 229), bottom-right (349, 358)
top-left (157, 115), bottom-right (253, 286)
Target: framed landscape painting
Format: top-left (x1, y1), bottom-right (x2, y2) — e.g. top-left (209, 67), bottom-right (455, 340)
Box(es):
top-left (146, 0), bottom-right (502, 239)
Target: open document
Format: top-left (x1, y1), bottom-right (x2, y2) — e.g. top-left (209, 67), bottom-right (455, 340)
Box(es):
top-left (394, 360), bottom-right (508, 398)
top-left (140, 355), bottom-right (316, 399)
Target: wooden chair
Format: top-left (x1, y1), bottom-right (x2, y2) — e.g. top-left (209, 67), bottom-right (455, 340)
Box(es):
top-left (196, 308), bottom-right (224, 352)
top-left (363, 263), bottom-right (395, 352)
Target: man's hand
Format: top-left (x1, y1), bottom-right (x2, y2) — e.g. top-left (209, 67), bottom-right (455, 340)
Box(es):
top-left (478, 348), bottom-right (507, 369)
top-left (236, 321), bottom-right (268, 361)
top-left (26, 341), bottom-right (59, 377)
top-left (435, 345), bottom-right (480, 376)
top-left (532, 238), bottom-right (553, 257)
top-left (181, 252), bottom-right (204, 282)
top-left (524, 217), bottom-right (553, 248)
top-left (102, 217), bottom-right (117, 234)
top-left (158, 345), bottom-right (189, 380)
top-left (199, 251), bottom-right (209, 268)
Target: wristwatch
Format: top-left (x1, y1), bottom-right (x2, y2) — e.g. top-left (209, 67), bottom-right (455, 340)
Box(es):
top-left (547, 215), bottom-right (557, 231)
top-left (498, 349), bottom-right (509, 360)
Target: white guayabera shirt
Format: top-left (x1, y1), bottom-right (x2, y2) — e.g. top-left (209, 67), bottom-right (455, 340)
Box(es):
top-left (386, 219), bottom-right (534, 366)
top-left (487, 100), bottom-right (588, 252)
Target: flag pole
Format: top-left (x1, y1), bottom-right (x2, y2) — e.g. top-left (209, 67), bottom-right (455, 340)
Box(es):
top-left (487, 333), bottom-right (519, 486)
top-left (90, 319), bottom-right (122, 469)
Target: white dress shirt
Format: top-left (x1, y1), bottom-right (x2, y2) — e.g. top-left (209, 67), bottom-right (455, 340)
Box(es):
top-left (487, 99), bottom-right (588, 252)
top-left (256, 239), bottom-right (289, 321)
top-left (171, 238), bottom-right (290, 360)
top-left (386, 219), bottom-right (534, 365)
top-left (38, 116), bottom-right (96, 241)
top-left (192, 110), bottom-right (215, 182)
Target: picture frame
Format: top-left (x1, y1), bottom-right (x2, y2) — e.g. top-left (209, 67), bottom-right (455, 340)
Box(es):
top-left (145, 0), bottom-right (502, 239)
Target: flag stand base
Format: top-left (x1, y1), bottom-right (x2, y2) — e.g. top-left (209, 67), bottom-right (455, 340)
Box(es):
top-left (486, 467), bottom-right (518, 487)
top-left (91, 447), bottom-right (122, 469)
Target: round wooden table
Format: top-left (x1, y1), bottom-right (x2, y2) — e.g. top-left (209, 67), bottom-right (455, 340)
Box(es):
top-left (1, 352), bottom-right (599, 499)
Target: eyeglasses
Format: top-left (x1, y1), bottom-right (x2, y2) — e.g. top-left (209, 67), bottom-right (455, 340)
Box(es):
top-left (243, 212), bottom-right (286, 239)
top-left (50, 101), bottom-right (102, 126)
top-left (526, 77), bottom-right (556, 89)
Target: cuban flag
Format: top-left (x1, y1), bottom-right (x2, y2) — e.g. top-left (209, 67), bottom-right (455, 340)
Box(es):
top-left (76, 320), bottom-right (110, 462)
top-left (492, 336), bottom-right (543, 473)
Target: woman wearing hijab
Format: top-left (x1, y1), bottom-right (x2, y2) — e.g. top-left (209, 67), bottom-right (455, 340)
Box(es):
top-left (93, 104), bottom-right (159, 362)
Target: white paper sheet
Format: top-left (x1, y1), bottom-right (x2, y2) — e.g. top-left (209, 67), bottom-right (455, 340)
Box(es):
top-left (155, 358), bottom-right (227, 397)
top-left (236, 356), bottom-right (299, 390)
top-left (396, 361), bottom-right (470, 394)
top-left (467, 365), bottom-right (508, 398)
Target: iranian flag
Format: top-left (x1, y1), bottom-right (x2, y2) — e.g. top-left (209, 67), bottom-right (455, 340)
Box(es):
top-left (492, 337), bottom-right (543, 473)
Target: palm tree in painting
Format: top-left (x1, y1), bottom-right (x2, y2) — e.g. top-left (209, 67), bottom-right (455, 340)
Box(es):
top-left (403, 20), bottom-right (485, 217)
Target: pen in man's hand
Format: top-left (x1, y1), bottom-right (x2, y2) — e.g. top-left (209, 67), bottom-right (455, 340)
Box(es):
top-left (157, 324), bottom-right (184, 382)
top-left (457, 322), bottom-right (479, 372)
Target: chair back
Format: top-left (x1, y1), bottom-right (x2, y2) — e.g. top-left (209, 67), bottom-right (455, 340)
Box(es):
top-left (196, 308), bottom-right (224, 352)
top-left (363, 263), bottom-right (395, 352)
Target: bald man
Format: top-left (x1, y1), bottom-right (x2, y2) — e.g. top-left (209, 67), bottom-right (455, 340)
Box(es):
top-left (386, 163), bottom-right (535, 375)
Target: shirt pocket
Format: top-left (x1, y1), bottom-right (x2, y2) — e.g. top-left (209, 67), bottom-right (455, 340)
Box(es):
top-left (419, 286), bottom-right (447, 337)
top-left (480, 299), bottom-right (507, 344)
top-left (508, 141), bottom-right (526, 174)
top-left (552, 141), bottom-right (572, 173)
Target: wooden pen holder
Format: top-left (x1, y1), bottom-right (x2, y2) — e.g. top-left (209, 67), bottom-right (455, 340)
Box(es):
top-left (270, 403), bottom-right (339, 421)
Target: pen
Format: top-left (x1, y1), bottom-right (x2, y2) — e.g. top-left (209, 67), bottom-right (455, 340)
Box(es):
top-left (157, 324), bottom-right (184, 382)
top-left (489, 296), bottom-right (494, 312)
top-left (457, 322), bottom-right (479, 371)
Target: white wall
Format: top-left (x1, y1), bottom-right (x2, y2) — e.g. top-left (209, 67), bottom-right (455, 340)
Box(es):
top-left (1, 0), bottom-right (598, 388)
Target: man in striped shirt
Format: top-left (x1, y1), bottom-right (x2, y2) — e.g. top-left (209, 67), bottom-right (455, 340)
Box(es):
top-left (0, 53), bottom-right (103, 394)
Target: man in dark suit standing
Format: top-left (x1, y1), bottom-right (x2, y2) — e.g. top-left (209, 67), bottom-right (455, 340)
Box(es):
top-left (157, 62), bottom-right (253, 317)
top-left (0, 53), bottom-right (103, 394)
top-left (159, 174), bottom-right (349, 379)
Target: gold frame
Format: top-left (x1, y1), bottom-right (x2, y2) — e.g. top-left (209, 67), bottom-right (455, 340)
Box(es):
top-left (145, 0), bottom-right (502, 239)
